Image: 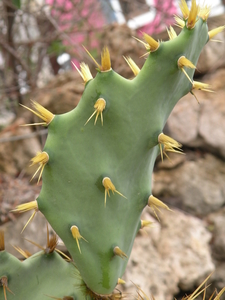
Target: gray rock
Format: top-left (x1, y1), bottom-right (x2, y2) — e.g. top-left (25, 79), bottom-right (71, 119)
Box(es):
top-left (167, 69), bottom-right (225, 159)
top-left (0, 118), bottom-right (41, 176)
top-left (158, 210), bottom-right (214, 291)
top-left (205, 207), bottom-right (225, 261)
top-left (2, 212), bottom-right (48, 258)
top-left (0, 109), bottom-right (16, 128)
top-left (153, 153), bottom-right (225, 216)
top-left (197, 21), bottom-right (225, 74)
top-left (199, 83), bottom-right (225, 158)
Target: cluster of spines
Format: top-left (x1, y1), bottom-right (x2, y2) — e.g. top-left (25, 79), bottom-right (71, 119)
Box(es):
top-left (0, 232), bottom-right (14, 300)
top-left (23, 225), bottom-right (71, 260)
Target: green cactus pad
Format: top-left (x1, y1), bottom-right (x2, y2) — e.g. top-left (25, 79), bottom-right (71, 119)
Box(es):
top-left (32, 17), bottom-right (209, 295)
top-left (0, 249), bottom-right (90, 300)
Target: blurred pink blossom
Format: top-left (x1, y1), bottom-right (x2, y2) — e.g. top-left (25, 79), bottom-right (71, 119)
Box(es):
top-left (46, 0), bottom-right (178, 68)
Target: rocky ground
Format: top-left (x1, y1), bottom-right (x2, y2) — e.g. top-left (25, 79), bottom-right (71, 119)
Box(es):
top-left (0, 15), bottom-right (225, 300)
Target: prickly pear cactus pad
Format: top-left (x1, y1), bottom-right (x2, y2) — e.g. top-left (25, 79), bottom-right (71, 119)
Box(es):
top-left (0, 231), bottom-right (91, 300)
top-left (10, 1), bottom-right (225, 298)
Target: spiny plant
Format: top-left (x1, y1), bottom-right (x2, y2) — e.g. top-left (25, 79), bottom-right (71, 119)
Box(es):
top-left (1, 1), bottom-right (225, 299)
top-left (0, 230), bottom-right (90, 300)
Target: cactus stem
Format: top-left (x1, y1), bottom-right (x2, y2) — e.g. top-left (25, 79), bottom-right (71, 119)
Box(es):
top-left (102, 177), bottom-right (127, 207)
top-left (179, 0), bottom-right (189, 20)
top-left (85, 98), bottom-right (106, 126)
top-left (177, 56), bottom-right (196, 83)
top-left (101, 47), bottom-right (111, 72)
top-left (0, 231), bottom-right (4, 251)
top-left (70, 225), bottom-right (88, 254)
top-left (20, 100), bottom-right (54, 126)
top-left (30, 151), bottom-right (49, 183)
top-left (113, 246), bottom-right (127, 259)
top-left (141, 220), bottom-right (154, 229)
top-left (158, 133), bottom-right (183, 161)
top-left (142, 33), bottom-right (160, 52)
top-left (167, 26), bottom-right (177, 40)
top-left (72, 61), bottom-right (93, 83)
top-left (13, 245), bottom-right (31, 259)
top-left (148, 195), bottom-right (172, 221)
top-left (187, 0), bottom-right (199, 29)
top-left (174, 15), bottom-right (185, 28)
top-left (123, 56), bottom-right (140, 76)
top-left (208, 26), bottom-right (225, 41)
top-left (0, 276), bottom-right (14, 300)
top-left (117, 278), bottom-right (126, 285)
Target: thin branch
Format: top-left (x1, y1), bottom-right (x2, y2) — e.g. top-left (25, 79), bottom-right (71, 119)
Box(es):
top-left (0, 36), bottom-right (32, 78)
top-left (0, 129), bottom-right (48, 143)
top-left (42, 11), bottom-right (85, 60)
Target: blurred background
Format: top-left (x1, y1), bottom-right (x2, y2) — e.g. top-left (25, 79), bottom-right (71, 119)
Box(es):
top-left (0, 0), bottom-right (225, 299)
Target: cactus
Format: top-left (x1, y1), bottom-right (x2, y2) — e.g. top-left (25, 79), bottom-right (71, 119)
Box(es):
top-left (1, 1), bottom-right (225, 299)
top-left (0, 231), bottom-right (92, 300)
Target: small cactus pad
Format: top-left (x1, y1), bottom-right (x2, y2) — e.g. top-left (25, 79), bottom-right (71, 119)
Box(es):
top-left (0, 249), bottom-right (91, 300)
